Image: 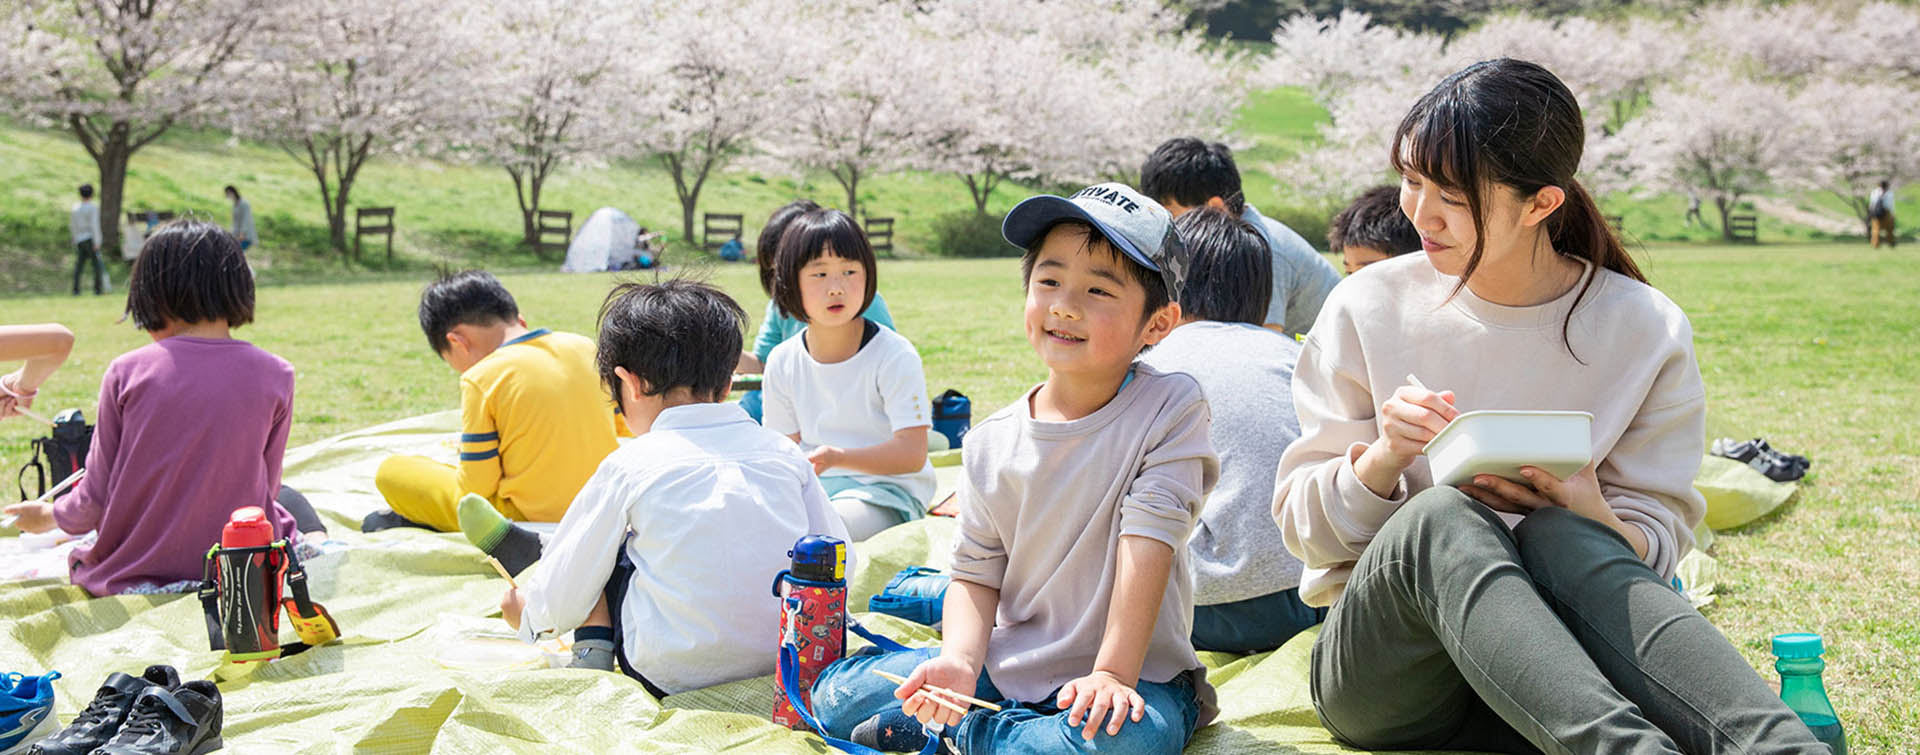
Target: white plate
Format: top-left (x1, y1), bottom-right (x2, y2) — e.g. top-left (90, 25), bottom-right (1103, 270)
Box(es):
top-left (1423, 410), bottom-right (1593, 488)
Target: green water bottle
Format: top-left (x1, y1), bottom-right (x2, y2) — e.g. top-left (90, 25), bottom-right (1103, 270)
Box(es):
top-left (1773, 633), bottom-right (1847, 754)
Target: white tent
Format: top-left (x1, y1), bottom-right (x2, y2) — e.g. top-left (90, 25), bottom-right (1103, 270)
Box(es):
top-left (561, 206), bottom-right (641, 273)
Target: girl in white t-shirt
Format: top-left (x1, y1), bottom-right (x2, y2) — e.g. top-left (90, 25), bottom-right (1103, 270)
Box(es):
top-left (762, 208), bottom-right (934, 540)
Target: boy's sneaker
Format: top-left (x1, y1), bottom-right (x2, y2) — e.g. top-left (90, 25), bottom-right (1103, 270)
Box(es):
top-left (91, 681), bottom-right (222, 755)
top-left (850, 710), bottom-right (950, 754)
top-left (28, 666), bottom-right (179, 755)
top-left (1, 671), bottom-right (60, 755)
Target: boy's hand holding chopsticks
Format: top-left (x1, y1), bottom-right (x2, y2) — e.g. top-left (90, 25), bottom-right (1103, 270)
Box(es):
top-left (878, 662), bottom-right (1000, 729)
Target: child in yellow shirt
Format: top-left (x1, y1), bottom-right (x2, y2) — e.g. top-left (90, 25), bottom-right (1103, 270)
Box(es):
top-left (365, 271), bottom-right (622, 533)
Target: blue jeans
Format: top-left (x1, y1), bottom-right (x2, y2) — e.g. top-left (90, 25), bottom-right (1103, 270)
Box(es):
top-left (1191, 587), bottom-right (1326, 655)
top-left (813, 647), bottom-right (1201, 754)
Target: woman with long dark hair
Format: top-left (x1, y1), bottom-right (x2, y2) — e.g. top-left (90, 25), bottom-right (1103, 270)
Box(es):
top-left (1273, 58), bottom-right (1824, 752)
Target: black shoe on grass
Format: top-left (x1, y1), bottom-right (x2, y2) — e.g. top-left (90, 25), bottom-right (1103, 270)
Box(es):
top-left (28, 666), bottom-right (179, 755)
top-left (92, 681), bottom-right (222, 755)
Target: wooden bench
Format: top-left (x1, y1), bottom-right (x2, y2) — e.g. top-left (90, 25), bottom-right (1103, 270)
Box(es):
top-left (702, 212), bottom-right (743, 252)
top-left (1727, 214), bottom-right (1758, 243)
top-left (355, 206), bottom-right (395, 265)
top-left (865, 216), bottom-right (895, 256)
top-left (536, 210), bottom-right (572, 259)
top-left (1604, 214), bottom-right (1624, 232)
top-left (125, 210), bottom-right (178, 227)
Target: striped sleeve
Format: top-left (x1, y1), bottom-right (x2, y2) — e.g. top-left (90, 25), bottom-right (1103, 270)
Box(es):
top-left (455, 375), bottom-right (503, 500)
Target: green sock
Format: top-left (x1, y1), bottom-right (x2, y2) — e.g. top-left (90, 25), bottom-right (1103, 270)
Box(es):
top-left (457, 493), bottom-right (513, 553)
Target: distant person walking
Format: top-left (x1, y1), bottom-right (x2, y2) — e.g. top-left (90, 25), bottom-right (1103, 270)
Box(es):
top-left (227, 185), bottom-right (258, 251)
top-left (1869, 180), bottom-right (1896, 249)
top-left (69, 184), bottom-right (104, 296)
top-left (1685, 192), bottom-right (1704, 229)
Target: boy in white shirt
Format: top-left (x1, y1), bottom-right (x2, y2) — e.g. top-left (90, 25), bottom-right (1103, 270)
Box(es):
top-left (810, 183), bottom-right (1219, 753)
top-left (496, 279), bottom-right (852, 695)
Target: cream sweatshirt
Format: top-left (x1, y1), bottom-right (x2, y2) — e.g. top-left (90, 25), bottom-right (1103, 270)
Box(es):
top-left (1273, 253), bottom-right (1707, 608)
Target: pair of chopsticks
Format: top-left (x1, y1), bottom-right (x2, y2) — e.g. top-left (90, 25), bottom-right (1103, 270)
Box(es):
top-left (486, 557), bottom-right (519, 589)
top-left (870, 669), bottom-right (1002, 715)
top-left (2, 468), bottom-right (86, 529)
top-left (9, 405), bottom-right (54, 427)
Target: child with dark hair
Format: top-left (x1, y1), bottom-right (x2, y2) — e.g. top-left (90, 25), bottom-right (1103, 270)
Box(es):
top-left (1137, 207), bottom-right (1325, 655)
top-left (1328, 185), bottom-right (1420, 274)
top-left (70, 183), bottom-right (103, 296)
top-left (761, 208), bottom-right (930, 540)
top-left (811, 183), bottom-right (1219, 753)
top-left (225, 185), bottom-right (257, 251)
top-left (366, 270), bottom-right (622, 534)
top-left (1277, 58), bottom-right (1822, 752)
top-left (735, 199), bottom-right (895, 423)
top-left (488, 279), bottom-right (852, 690)
top-left (2, 221), bottom-right (323, 595)
top-left (1140, 137), bottom-right (1340, 336)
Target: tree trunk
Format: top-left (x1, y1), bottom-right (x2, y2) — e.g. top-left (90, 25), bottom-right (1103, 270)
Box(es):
top-left (660, 152), bottom-right (713, 246)
top-left (832, 164), bottom-right (862, 221)
top-left (95, 132), bottom-right (132, 263)
top-left (1716, 196), bottom-right (1734, 241)
top-left (509, 166), bottom-right (536, 248)
top-left (961, 171), bottom-right (1002, 216)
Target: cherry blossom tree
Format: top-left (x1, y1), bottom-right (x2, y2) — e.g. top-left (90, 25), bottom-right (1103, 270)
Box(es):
top-left (1612, 72), bottom-right (1799, 240)
top-left (906, 0), bottom-right (1242, 212)
top-left (1264, 10), bottom-right (1449, 103)
top-left (235, 0), bottom-right (470, 260)
top-left (627, 0), bottom-right (795, 244)
top-left (0, 0), bottom-right (265, 255)
top-left (1789, 77), bottom-right (1920, 235)
top-left (762, 1), bottom-right (936, 221)
top-left (463, 0), bottom-right (633, 253)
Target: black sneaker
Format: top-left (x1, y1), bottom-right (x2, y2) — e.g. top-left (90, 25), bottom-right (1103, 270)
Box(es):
top-left (1710, 438), bottom-right (1803, 482)
top-left (1751, 438), bottom-right (1812, 473)
top-left (91, 681), bottom-right (222, 755)
top-left (28, 666), bottom-right (179, 755)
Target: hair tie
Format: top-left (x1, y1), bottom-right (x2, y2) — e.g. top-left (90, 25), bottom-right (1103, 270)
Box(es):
top-left (0, 373), bottom-right (36, 400)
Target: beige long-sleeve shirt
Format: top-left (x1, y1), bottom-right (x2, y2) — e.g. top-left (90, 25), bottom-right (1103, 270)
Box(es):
top-left (951, 364), bottom-right (1219, 721)
top-left (1274, 254), bottom-right (1707, 608)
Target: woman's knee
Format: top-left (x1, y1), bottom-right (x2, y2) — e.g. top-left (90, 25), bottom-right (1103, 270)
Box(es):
top-left (1371, 486), bottom-right (1503, 554)
top-left (1512, 507), bottom-right (1650, 594)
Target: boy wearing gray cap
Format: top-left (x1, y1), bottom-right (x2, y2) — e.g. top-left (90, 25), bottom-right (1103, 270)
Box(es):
top-left (810, 183), bottom-right (1220, 753)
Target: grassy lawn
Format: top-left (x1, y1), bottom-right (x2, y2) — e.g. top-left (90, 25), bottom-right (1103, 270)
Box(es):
top-left (1, 242), bottom-right (1914, 749)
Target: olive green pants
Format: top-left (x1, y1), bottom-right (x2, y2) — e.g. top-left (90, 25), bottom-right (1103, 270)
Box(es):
top-left (1312, 486), bottom-right (1826, 754)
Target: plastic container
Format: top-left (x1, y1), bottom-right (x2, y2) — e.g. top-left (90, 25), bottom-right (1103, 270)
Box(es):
top-left (1773, 633), bottom-right (1847, 754)
top-left (1423, 410), bottom-right (1593, 488)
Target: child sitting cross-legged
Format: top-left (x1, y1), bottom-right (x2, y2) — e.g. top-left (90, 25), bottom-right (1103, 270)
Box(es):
top-left (495, 280), bottom-right (853, 692)
top-left (367, 271), bottom-right (624, 534)
top-left (810, 183), bottom-right (1221, 753)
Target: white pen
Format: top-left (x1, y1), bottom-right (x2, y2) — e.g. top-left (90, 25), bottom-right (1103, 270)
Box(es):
top-left (1405, 373), bottom-right (1430, 392)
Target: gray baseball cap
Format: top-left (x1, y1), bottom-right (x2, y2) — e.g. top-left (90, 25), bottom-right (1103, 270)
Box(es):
top-left (1002, 183), bottom-right (1190, 294)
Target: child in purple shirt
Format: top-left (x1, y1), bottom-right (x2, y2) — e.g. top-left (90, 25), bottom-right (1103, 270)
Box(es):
top-left (4, 221), bottom-right (318, 596)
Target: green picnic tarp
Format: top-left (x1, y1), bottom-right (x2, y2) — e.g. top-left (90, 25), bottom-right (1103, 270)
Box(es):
top-left (0, 412), bottom-right (1405, 754)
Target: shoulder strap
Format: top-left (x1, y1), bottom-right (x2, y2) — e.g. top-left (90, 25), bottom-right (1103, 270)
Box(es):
top-left (17, 438), bottom-right (48, 501)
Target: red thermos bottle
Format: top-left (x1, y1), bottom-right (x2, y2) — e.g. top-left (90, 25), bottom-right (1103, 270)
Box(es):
top-left (214, 506), bottom-right (286, 661)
